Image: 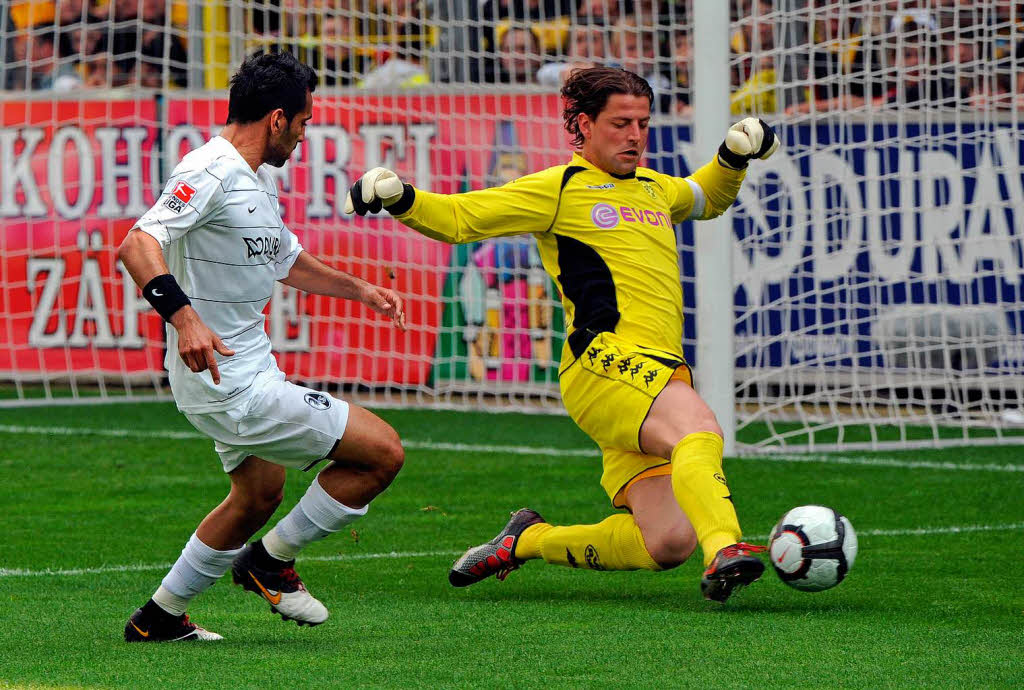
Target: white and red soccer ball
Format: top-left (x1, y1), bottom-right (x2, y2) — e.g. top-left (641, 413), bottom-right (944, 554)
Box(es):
top-left (769, 505), bottom-right (858, 592)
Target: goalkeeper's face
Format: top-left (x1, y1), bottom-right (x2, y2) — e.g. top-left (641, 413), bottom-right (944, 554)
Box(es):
top-left (266, 91), bottom-right (313, 168)
top-left (579, 94), bottom-right (651, 176)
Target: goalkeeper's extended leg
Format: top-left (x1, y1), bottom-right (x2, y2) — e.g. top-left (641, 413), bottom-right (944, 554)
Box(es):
top-left (448, 478), bottom-right (699, 586)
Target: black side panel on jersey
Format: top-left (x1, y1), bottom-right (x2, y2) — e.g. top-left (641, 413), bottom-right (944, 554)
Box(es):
top-left (544, 166), bottom-right (587, 233)
top-left (556, 234), bottom-right (619, 358)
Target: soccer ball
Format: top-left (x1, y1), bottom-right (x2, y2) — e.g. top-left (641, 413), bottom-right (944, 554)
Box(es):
top-left (768, 505), bottom-right (858, 592)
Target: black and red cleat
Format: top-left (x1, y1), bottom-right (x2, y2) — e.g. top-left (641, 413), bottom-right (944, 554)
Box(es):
top-left (448, 508), bottom-right (545, 587)
top-left (701, 542), bottom-right (767, 603)
top-left (123, 600), bottom-right (222, 642)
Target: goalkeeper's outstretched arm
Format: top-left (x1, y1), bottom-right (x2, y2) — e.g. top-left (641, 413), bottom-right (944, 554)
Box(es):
top-left (344, 166), bottom-right (562, 244)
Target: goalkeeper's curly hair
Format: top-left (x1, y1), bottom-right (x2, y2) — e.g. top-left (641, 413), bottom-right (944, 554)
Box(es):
top-left (561, 67), bottom-right (654, 148)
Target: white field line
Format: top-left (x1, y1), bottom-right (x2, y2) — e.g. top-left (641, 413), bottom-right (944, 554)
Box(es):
top-left (1, 424), bottom-right (1022, 472)
top-left (1, 522), bottom-right (1021, 579)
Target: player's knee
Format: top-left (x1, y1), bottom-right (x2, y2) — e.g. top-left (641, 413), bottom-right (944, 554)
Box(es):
top-left (691, 409), bottom-right (723, 438)
top-left (644, 525), bottom-right (698, 569)
top-left (374, 430), bottom-right (405, 486)
top-left (229, 485), bottom-right (284, 518)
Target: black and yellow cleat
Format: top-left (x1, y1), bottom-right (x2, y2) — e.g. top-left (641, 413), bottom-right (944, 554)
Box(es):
top-left (449, 508), bottom-right (545, 587)
top-left (701, 542), bottom-right (767, 603)
top-left (124, 600), bottom-right (222, 642)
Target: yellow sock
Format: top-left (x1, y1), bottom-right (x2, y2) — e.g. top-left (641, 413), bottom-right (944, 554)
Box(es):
top-left (519, 514), bottom-right (660, 571)
top-left (513, 523), bottom-right (551, 560)
top-left (670, 432), bottom-right (742, 567)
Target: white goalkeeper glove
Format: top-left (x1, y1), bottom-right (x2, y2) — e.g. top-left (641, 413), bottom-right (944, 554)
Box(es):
top-left (344, 167), bottom-right (407, 215)
top-left (718, 117), bottom-right (780, 170)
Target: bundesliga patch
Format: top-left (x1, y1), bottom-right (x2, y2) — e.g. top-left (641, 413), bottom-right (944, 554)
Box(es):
top-left (164, 181), bottom-right (196, 213)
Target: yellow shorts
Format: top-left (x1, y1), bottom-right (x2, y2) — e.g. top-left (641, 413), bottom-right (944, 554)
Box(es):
top-left (559, 331), bottom-right (693, 508)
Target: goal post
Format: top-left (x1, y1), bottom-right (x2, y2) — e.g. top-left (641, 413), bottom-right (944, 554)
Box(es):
top-left (692, 0), bottom-right (737, 455)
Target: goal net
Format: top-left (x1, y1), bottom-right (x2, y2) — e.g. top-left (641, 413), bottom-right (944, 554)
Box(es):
top-left (729, 1), bottom-right (1023, 450)
top-left (0, 1), bottom-right (1021, 452)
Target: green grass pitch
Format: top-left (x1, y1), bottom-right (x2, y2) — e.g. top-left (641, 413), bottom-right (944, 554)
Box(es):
top-left (0, 403), bottom-right (1022, 688)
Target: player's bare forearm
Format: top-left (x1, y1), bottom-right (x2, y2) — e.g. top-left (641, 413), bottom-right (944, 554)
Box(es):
top-left (282, 251), bottom-right (407, 329)
top-left (281, 251), bottom-right (368, 300)
top-left (117, 229), bottom-right (172, 289)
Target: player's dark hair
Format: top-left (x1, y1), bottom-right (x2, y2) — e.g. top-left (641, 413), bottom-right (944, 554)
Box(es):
top-left (561, 67), bottom-right (654, 147)
top-left (226, 51), bottom-right (317, 125)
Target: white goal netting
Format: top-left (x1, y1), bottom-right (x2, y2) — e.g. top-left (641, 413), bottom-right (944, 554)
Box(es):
top-left (0, 1), bottom-right (1021, 451)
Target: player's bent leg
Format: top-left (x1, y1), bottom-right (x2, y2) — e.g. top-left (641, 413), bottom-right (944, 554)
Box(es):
top-left (625, 475), bottom-right (698, 569)
top-left (640, 379), bottom-right (765, 602)
top-left (197, 456), bottom-right (287, 550)
top-left (125, 457), bottom-right (285, 642)
top-left (317, 404), bottom-right (405, 508)
top-left (235, 406), bottom-right (403, 625)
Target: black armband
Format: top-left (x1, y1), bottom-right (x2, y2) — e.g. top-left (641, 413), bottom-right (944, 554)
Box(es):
top-left (143, 274), bottom-right (191, 322)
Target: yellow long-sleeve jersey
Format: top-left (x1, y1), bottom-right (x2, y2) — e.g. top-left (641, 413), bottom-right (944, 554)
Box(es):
top-left (389, 151), bottom-right (745, 368)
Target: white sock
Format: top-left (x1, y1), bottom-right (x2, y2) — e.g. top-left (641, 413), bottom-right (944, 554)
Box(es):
top-left (152, 532), bottom-right (242, 616)
top-left (262, 475), bottom-right (368, 561)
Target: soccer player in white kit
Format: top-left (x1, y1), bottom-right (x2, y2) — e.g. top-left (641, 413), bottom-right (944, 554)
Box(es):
top-left (119, 52), bottom-right (407, 642)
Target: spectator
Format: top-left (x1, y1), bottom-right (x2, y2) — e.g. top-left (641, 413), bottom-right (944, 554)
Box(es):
top-left (109, 0), bottom-right (188, 87)
top-left (137, 30), bottom-right (188, 88)
top-left (611, 18), bottom-right (671, 110)
top-left (672, 31), bottom-right (691, 115)
top-left (787, 1), bottom-right (885, 114)
top-left (631, 0), bottom-right (672, 29)
top-left (14, 22), bottom-right (80, 90)
top-left (938, 27), bottom-right (982, 102)
top-left (57, 10), bottom-right (107, 60)
top-left (1017, 40), bottom-right (1024, 106)
top-left (491, 23), bottom-right (544, 83)
top-left (883, 20), bottom-right (954, 108)
top-left (536, 20), bottom-right (608, 87)
top-left (576, 0), bottom-right (628, 24)
top-left (319, 12), bottom-right (360, 87)
top-left (479, 0), bottom-right (570, 82)
top-left (359, 0), bottom-right (429, 89)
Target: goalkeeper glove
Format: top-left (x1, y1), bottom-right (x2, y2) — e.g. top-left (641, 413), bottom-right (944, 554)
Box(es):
top-left (344, 167), bottom-right (407, 215)
top-left (718, 117), bottom-right (779, 170)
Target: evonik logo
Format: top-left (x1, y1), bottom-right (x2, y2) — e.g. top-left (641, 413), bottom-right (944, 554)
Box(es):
top-left (243, 236), bottom-right (281, 260)
top-left (590, 203), bottom-right (672, 230)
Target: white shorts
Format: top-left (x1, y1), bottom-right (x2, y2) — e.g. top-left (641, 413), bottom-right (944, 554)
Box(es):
top-left (185, 372), bottom-right (350, 474)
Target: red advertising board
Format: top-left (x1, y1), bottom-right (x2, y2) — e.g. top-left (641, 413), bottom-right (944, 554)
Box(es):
top-left (0, 94), bottom-right (568, 385)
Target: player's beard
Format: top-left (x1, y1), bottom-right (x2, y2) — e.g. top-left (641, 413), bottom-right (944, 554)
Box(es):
top-left (266, 134), bottom-right (296, 168)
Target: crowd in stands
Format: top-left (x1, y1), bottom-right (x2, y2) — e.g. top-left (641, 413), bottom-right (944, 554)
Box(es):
top-left (3, 0), bottom-right (1022, 114)
top-left (3, 0), bottom-right (188, 90)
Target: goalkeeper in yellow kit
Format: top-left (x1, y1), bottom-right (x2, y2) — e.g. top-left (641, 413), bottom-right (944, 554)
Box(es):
top-left (345, 67), bottom-right (779, 602)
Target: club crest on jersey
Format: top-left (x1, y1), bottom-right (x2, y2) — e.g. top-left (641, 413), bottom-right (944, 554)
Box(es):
top-left (304, 392), bottom-right (331, 410)
top-left (243, 236), bottom-right (281, 260)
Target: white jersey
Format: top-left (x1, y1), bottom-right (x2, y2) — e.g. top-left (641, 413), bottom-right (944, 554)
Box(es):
top-left (133, 136), bottom-right (302, 413)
